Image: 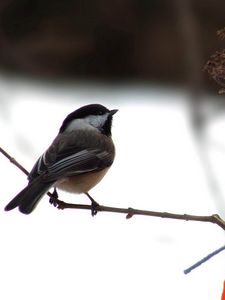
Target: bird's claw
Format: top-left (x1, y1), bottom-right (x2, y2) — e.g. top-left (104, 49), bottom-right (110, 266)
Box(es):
top-left (49, 188), bottom-right (59, 207)
top-left (85, 192), bottom-right (100, 216)
top-left (91, 200), bottom-right (100, 216)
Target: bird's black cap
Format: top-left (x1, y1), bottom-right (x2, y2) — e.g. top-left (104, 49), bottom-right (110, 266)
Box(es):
top-left (59, 104), bottom-right (117, 134)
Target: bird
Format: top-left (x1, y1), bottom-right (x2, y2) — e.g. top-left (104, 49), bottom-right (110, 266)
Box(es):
top-left (5, 104), bottom-right (118, 215)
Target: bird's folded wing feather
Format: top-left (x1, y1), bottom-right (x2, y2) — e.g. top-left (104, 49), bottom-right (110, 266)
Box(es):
top-left (28, 132), bottom-right (114, 182)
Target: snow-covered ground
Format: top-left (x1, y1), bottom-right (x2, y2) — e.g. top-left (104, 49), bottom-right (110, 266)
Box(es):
top-left (0, 78), bottom-right (224, 299)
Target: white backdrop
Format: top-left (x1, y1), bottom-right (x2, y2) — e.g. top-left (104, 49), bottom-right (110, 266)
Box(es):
top-left (0, 78), bottom-right (224, 299)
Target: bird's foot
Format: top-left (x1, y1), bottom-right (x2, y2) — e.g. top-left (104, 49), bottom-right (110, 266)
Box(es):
top-left (85, 193), bottom-right (100, 216)
top-left (91, 200), bottom-right (100, 216)
top-left (49, 188), bottom-right (59, 207)
top-left (49, 188), bottom-right (67, 209)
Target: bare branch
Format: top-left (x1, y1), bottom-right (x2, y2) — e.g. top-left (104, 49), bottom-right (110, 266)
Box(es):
top-left (51, 198), bottom-right (225, 230)
top-left (0, 146), bottom-right (29, 176)
top-left (1, 146), bottom-right (225, 230)
top-left (184, 244), bottom-right (225, 274)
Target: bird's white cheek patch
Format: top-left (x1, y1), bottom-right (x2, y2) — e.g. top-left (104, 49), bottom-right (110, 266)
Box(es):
top-left (64, 113), bottom-right (109, 132)
top-left (85, 114), bottom-right (109, 129)
top-left (65, 118), bottom-right (94, 132)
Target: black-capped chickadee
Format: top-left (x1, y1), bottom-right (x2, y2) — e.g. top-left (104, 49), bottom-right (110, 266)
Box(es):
top-left (5, 104), bottom-right (118, 215)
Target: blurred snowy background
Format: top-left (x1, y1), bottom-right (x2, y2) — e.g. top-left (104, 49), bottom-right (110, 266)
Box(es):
top-left (0, 1), bottom-right (225, 299)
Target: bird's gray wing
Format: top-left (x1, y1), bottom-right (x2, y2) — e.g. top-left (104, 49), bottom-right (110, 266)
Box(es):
top-left (28, 130), bottom-right (115, 182)
top-left (29, 145), bottom-right (114, 182)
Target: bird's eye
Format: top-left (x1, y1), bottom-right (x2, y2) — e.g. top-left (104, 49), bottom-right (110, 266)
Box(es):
top-left (98, 111), bottom-right (103, 115)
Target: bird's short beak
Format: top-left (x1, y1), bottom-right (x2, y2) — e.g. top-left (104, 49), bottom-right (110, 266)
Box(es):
top-left (109, 109), bottom-right (118, 116)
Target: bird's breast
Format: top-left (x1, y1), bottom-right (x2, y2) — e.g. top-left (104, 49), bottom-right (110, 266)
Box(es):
top-left (55, 168), bottom-right (109, 194)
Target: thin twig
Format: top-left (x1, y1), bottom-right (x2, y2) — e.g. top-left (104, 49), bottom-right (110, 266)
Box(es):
top-left (0, 146), bottom-right (29, 176)
top-left (184, 244), bottom-right (225, 274)
top-left (1, 146), bottom-right (225, 230)
top-left (53, 198), bottom-right (225, 230)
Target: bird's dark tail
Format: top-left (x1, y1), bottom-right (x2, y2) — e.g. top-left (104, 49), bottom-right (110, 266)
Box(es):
top-left (5, 178), bottom-right (53, 214)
